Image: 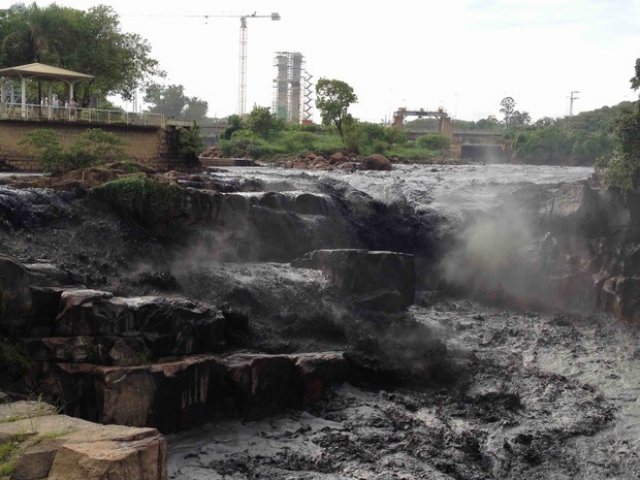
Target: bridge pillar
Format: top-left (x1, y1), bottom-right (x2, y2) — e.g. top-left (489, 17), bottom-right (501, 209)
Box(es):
top-left (392, 108), bottom-right (406, 127)
top-left (439, 116), bottom-right (453, 142)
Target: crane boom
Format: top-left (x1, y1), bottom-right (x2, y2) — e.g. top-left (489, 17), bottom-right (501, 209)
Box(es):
top-left (234, 13), bottom-right (280, 115)
top-left (126, 11), bottom-right (280, 116)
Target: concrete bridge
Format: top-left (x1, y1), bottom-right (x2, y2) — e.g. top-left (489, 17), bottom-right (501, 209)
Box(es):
top-left (393, 107), bottom-right (506, 161)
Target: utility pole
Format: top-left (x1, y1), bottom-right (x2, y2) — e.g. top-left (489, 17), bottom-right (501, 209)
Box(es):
top-left (569, 90), bottom-right (580, 129)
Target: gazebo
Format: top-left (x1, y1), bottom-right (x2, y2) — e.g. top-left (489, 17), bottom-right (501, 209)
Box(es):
top-left (0, 62), bottom-right (93, 118)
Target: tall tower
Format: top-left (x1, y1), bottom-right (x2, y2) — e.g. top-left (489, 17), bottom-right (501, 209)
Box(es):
top-left (289, 52), bottom-right (303, 124)
top-left (272, 51), bottom-right (308, 124)
top-left (274, 53), bottom-right (289, 120)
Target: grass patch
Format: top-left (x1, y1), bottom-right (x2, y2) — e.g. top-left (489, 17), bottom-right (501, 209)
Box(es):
top-left (0, 433), bottom-right (33, 478)
top-left (386, 144), bottom-right (441, 162)
top-left (92, 175), bottom-right (182, 224)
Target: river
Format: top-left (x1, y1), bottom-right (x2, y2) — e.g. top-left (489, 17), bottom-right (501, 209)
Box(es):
top-left (160, 164), bottom-right (640, 479)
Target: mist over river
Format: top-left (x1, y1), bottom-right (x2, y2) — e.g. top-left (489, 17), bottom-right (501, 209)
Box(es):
top-left (164, 163), bottom-right (640, 480)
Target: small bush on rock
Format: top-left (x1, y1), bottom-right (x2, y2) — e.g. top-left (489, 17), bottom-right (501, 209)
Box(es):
top-left (92, 175), bottom-right (181, 224)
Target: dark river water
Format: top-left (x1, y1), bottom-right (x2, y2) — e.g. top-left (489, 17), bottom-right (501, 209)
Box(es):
top-left (166, 164), bottom-right (640, 480)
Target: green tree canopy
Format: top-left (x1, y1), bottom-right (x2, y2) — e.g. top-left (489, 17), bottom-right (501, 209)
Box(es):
top-left (245, 105), bottom-right (282, 138)
top-left (500, 96), bottom-right (515, 127)
top-left (0, 3), bottom-right (161, 105)
top-left (596, 59), bottom-right (640, 190)
top-left (144, 83), bottom-right (208, 123)
top-left (315, 78), bottom-right (358, 139)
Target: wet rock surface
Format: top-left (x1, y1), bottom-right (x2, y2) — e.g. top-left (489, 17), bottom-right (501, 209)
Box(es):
top-left (0, 400), bottom-right (166, 480)
top-left (292, 249), bottom-right (415, 311)
top-left (6, 163), bottom-right (640, 479)
top-left (168, 300), bottom-right (633, 479)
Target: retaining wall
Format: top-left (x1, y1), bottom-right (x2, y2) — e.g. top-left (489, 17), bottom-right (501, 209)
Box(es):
top-left (0, 120), bottom-right (178, 171)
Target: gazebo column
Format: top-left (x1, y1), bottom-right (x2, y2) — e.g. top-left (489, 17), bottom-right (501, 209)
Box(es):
top-left (69, 82), bottom-right (74, 102)
top-left (21, 76), bottom-right (26, 118)
top-left (47, 85), bottom-right (53, 120)
top-left (0, 77), bottom-right (4, 118)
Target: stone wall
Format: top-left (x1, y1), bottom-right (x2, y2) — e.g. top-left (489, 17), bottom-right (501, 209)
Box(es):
top-left (0, 120), bottom-right (178, 172)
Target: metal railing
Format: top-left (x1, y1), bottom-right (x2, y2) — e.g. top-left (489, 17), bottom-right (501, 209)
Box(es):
top-left (0, 102), bottom-right (165, 127)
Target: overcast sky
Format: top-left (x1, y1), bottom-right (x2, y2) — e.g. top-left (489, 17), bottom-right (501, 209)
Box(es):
top-left (22, 0), bottom-right (640, 122)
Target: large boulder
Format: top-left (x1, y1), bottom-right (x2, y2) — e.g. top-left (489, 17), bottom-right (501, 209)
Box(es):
top-left (597, 275), bottom-right (640, 323)
top-left (51, 355), bottom-right (225, 432)
top-left (46, 351), bottom-right (349, 431)
top-left (360, 154), bottom-right (392, 171)
top-left (291, 249), bottom-right (416, 311)
top-left (53, 291), bottom-right (225, 360)
top-left (0, 400), bottom-right (166, 480)
top-left (329, 152), bottom-right (349, 164)
top-left (291, 352), bottom-right (349, 405)
top-left (0, 256), bottom-right (73, 334)
top-left (222, 353), bottom-right (298, 420)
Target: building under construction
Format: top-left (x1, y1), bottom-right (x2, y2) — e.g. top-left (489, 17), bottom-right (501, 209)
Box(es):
top-left (273, 52), bottom-right (313, 124)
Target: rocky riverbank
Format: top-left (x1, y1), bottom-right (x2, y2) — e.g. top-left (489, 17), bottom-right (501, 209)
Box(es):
top-left (2, 163), bottom-right (640, 479)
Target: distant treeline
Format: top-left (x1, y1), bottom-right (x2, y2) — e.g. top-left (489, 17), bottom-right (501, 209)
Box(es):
top-left (406, 102), bottom-right (631, 166)
top-left (511, 102), bottom-right (630, 166)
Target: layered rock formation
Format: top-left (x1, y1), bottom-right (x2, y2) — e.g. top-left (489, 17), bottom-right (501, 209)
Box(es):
top-left (292, 249), bottom-right (415, 311)
top-left (0, 400), bottom-right (166, 480)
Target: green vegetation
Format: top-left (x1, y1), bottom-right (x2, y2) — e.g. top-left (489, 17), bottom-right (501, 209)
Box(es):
top-left (0, 3), bottom-right (160, 103)
top-left (166, 125), bottom-right (203, 163)
top-left (215, 104), bottom-right (443, 161)
top-left (513, 124), bottom-right (613, 166)
top-left (144, 83), bottom-right (208, 123)
top-left (416, 133), bottom-right (450, 152)
top-left (315, 78), bottom-right (358, 140)
top-left (92, 175), bottom-right (181, 224)
top-left (20, 128), bottom-right (126, 173)
top-left (594, 57), bottom-right (640, 190)
top-left (0, 440), bottom-right (18, 478)
top-left (597, 105), bottom-right (640, 190)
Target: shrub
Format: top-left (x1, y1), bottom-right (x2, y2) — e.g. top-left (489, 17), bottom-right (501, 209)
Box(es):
top-left (372, 140), bottom-right (387, 154)
top-left (92, 175), bottom-right (181, 224)
top-left (246, 106), bottom-right (284, 138)
top-left (167, 125), bottom-right (203, 162)
top-left (596, 153), bottom-right (640, 191)
top-left (67, 129), bottom-right (125, 167)
top-left (20, 128), bottom-right (126, 173)
top-left (281, 131), bottom-right (316, 152)
top-left (416, 133), bottom-right (450, 151)
top-left (19, 129), bottom-right (65, 172)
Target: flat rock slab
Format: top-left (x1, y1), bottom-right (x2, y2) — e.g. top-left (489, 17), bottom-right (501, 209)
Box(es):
top-left (48, 352), bottom-right (349, 433)
top-left (0, 400), bottom-right (166, 480)
top-left (292, 249), bottom-right (416, 311)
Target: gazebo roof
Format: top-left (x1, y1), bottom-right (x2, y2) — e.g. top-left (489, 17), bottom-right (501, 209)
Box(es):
top-left (0, 62), bottom-right (93, 83)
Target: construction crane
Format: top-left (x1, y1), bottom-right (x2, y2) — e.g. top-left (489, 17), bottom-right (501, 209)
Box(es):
top-left (127, 11), bottom-right (281, 116)
top-left (236, 12), bottom-right (281, 115)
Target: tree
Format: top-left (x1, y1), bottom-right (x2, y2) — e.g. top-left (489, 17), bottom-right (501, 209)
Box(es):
top-left (245, 106), bottom-right (282, 138)
top-left (476, 115), bottom-right (501, 130)
top-left (0, 3), bottom-right (161, 104)
top-left (221, 114), bottom-right (243, 140)
top-left (510, 110), bottom-right (531, 127)
top-left (499, 96), bottom-right (516, 127)
top-left (597, 59), bottom-right (640, 190)
top-left (315, 78), bottom-right (358, 139)
top-left (144, 83), bottom-right (208, 123)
